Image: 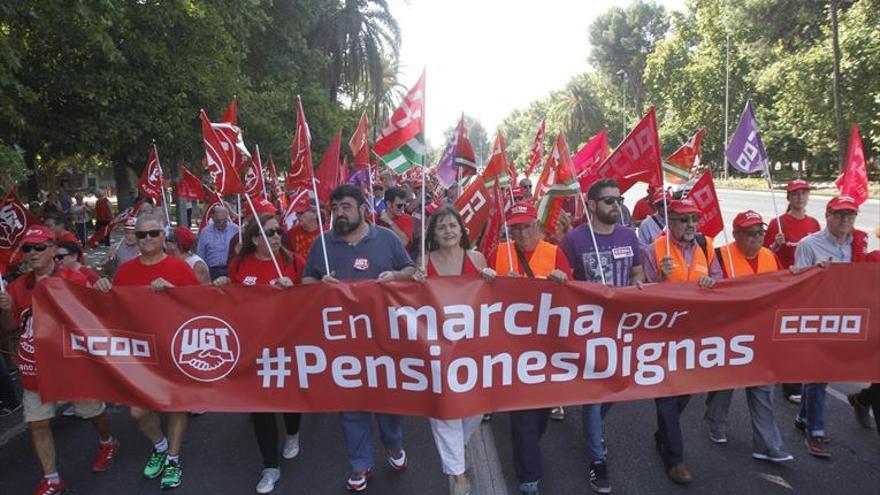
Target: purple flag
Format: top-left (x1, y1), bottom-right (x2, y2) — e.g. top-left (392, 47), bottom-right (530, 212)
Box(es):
top-left (436, 133), bottom-right (459, 188)
top-left (725, 100), bottom-right (769, 174)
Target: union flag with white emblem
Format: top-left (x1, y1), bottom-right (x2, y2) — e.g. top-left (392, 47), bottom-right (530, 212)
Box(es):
top-left (374, 72), bottom-right (426, 174)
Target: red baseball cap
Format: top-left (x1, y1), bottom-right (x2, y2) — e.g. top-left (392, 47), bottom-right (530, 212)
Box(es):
top-left (21, 225), bottom-right (54, 245)
top-left (250, 197), bottom-right (278, 215)
top-left (786, 179), bottom-right (811, 192)
top-left (733, 210), bottom-right (765, 229)
top-left (507, 201), bottom-right (538, 225)
top-left (827, 195), bottom-right (859, 212)
top-left (651, 189), bottom-right (672, 204)
top-left (667, 199), bottom-right (700, 215)
top-left (291, 195), bottom-right (315, 214)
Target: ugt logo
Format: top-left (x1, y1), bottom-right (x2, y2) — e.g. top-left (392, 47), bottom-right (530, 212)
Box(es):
top-left (171, 316), bottom-right (240, 382)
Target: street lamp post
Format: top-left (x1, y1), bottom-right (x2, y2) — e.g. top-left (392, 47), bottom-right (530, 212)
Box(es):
top-left (616, 69), bottom-right (628, 138)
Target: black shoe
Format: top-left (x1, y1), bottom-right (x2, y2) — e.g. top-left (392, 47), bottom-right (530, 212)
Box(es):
top-left (589, 460), bottom-right (611, 494)
top-left (481, 414), bottom-right (492, 423)
top-left (794, 416), bottom-right (807, 432)
top-left (847, 393), bottom-right (872, 429)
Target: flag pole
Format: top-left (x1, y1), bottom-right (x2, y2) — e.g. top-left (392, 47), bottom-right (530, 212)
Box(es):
top-left (311, 176), bottom-right (332, 277)
top-left (500, 190), bottom-right (515, 272)
top-left (154, 144), bottom-right (172, 227)
top-left (577, 193), bottom-right (607, 285)
top-left (420, 163), bottom-right (427, 273)
top-left (242, 193), bottom-right (284, 279)
top-left (721, 228), bottom-right (736, 278)
top-left (367, 164), bottom-right (378, 223)
top-left (764, 166), bottom-right (785, 239)
top-left (236, 195), bottom-right (243, 245)
top-left (662, 184), bottom-right (671, 256)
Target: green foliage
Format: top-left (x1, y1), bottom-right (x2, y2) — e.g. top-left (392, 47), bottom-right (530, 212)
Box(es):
top-left (0, 143), bottom-right (29, 187)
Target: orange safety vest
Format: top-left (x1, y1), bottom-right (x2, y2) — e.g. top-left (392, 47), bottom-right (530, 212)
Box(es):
top-left (653, 234), bottom-right (715, 282)
top-left (495, 240), bottom-right (557, 278)
top-left (717, 242), bottom-right (777, 278)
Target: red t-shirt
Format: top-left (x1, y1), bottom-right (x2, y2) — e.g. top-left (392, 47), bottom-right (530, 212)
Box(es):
top-left (79, 265), bottom-right (101, 285)
top-left (488, 245), bottom-right (573, 278)
top-left (96, 197), bottom-right (113, 223)
top-left (287, 225), bottom-right (321, 260)
top-left (379, 213), bottom-right (414, 250)
top-left (632, 197), bottom-right (655, 223)
top-left (764, 213), bottom-right (821, 269)
top-left (8, 268), bottom-right (89, 391)
top-left (228, 252), bottom-right (304, 286)
top-left (113, 255), bottom-right (199, 287)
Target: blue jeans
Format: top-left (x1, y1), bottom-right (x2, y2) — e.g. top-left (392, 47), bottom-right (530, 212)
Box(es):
top-left (798, 383), bottom-right (827, 437)
top-left (581, 403), bottom-right (612, 461)
top-left (341, 412), bottom-right (403, 472)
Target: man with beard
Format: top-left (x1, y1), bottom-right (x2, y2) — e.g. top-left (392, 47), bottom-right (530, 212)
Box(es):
top-left (302, 184), bottom-right (415, 492)
top-left (559, 178), bottom-right (644, 494)
top-left (641, 199), bottom-right (722, 486)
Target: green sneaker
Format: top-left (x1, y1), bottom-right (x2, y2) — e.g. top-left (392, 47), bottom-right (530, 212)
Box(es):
top-left (160, 460), bottom-right (182, 490)
top-left (143, 449), bottom-right (168, 479)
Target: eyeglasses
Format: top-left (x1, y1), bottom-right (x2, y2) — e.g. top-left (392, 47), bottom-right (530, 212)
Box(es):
top-left (134, 230), bottom-right (163, 239)
top-left (596, 196), bottom-right (624, 206)
top-left (670, 215), bottom-right (699, 224)
top-left (737, 229), bottom-right (766, 238)
top-left (264, 227), bottom-right (283, 238)
top-left (53, 253), bottom-right (72, 261)
top-left (21, 244), bottom-right (50, 253)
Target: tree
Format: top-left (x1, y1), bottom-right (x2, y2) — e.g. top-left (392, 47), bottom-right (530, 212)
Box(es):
top-left (309, 0), bottom-right (401, 105)
top-left (588, 0), bottom-right (669, 117)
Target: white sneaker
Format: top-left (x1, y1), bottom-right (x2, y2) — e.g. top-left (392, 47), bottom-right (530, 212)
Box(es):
top-left (256, 468), bottom-right (281, 494)
top-left (282, 434), bottom-right (300, 459)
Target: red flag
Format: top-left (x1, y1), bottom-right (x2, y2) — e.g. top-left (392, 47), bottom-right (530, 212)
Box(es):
top-left (178, 166), bottom-right (207, 201)
top-left (572, 130), bottom-right (609, 178)
top-left (287, 96), bottom-right (314, 191)
top-left (136, 144), bottom-right (164, 204)
top-left (687, 170), bottom-right (724, 238)
top-left (835, 124), bottom-right (869, 205)
top-left (454, 118), bottom-right (477, 177)
top-left (524, 119), bottom-right (546, 177)
top-left (86, 200), bottom-right (145, 248)
top-left (265, 156), bottom-right (286, 208)
top-left (315, 132), bottom-right (342, 203)
top-left (244, 145), bottom-right (267, 199)
top-left (664, 128), bottom-right (705, 185)
top-left (222, 96), bottom-right (238, 125)
top-left (478, 181), bottom-right (504, 256)
top-left (454, 176), bottom-right (491, 244)
top-left (535, 134), bottom-right (580, 229)
top-left (349, 112), bottom-right (371, 169)
top-left (481, 132), bottom-right (510, 188)
top-left (580, 107), bottom-right (662, 194)
top-left (339, 156), bottom-right (350, 186)
top-left (0, 188), bottom-right (35, 250)
top-left (200, 109), bottom-right (246, 195)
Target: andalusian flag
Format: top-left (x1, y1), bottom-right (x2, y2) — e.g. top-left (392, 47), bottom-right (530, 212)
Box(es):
top-left (664, 128), bottom-right (704, 185)
top-left (535, 134), bottom-right (580, 226)
top-left (374, 72), bottom-right (426, 174)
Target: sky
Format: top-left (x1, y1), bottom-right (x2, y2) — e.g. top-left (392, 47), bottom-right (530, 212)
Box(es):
top-left (391, 0), bottom-right (686, 146)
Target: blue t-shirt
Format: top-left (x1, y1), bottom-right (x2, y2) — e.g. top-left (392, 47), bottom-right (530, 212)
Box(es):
top-left (304, 224), bottom-right (414, 280)
top-left (560, 223), bottom-right (641, 287)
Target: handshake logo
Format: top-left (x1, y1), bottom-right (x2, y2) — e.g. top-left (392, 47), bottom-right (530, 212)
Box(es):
top-left (172, 316), bottom-right (241, 382)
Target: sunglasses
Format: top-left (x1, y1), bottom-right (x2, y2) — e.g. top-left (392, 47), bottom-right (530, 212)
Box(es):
top-left (596, 196), bottom-right (624, 206)
top-left (21, 244), bottom-right (50, 253)
top-left (671, 215), bottom-right (699, 224)
top-left (393, 203), bottom-right (406, 209)
top-left (53, 253), bottom-right (72, 261)
top-left (134, 230), bottom-right (163, 239)
top-left (263, 227), bottom-right (283, 238)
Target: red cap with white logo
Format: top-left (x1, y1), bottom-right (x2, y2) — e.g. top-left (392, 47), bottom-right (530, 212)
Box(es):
top-left (827, 195), bottom-right (859, 212)
top-left (20, 225), bottom-right (54, 245)
top-left (733, 210), bottom-right (765, 229)
top-left (786, 179), bottom-right (811, 192)
top-left (506, 201), bottom-right (538, 225)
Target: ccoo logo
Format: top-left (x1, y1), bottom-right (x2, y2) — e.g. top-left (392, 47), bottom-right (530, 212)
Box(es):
top-left (171, 316), bottom-right (240, 382)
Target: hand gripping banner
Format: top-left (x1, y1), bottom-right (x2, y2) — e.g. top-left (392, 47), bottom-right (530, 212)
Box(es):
top-left (33, 264), bottom-right (879, 419)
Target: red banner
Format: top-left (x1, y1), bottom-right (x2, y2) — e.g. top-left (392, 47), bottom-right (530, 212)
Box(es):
top-left (33, 265), bottom-right (879, 419)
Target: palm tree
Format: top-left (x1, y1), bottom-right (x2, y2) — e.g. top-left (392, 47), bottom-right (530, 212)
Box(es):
top-left (310, 0), bottom-right (401, 105)
top-left (548, 75), bottom-right (604, 145)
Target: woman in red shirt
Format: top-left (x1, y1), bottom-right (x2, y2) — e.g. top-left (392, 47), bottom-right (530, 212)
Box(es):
top-left (214, 213), bottom-right (303, 494)
top-left (765, 179), bottom-right (821, 270)
top-left (412, 206), bottom-right (494, 495)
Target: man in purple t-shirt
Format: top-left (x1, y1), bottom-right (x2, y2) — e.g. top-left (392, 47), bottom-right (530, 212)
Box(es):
top-left (560, 178), bottom-right (644, 494)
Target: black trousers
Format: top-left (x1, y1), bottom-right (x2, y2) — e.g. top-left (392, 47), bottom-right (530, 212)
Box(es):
top-left (654, 395), bottom-right (691, 467)
top-left (510, 408), bottom-right (550, 484)
top-left (94, 221), bottom-right (111, 246)
top-left (854, 384), bottom-right (880, 434)
top-left (0, 357), bottom-right (18, 407)
top-left (252, 412), bottom-right (301, 468)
